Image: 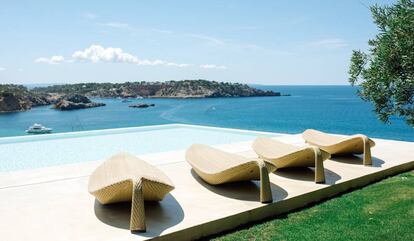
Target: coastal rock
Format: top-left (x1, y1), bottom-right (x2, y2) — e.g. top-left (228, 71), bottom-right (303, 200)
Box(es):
top-left (0, 85), bottom-right (53, 113)
top-left (0, 93), bottom-right (30, 112)
top-left (129, 103), bottom-right (155, 108)
top-left (26, 93), bottom-right (54, 107)
top-left (33, 80), bottom-right (282, 98)
top-left (152, 80), bottom-right (279, 98)
top-left (53, 94), bottom-right (105, 111)
top-left (0, 80), bottom-right (285, 112)
top-left (61, 94), bottom-right (91, 104)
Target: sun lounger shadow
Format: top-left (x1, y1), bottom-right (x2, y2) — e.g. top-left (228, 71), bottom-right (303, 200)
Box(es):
top-left (330, 155), bottom-right (385, 167)
top-left (94, 193), bottom-right (184, 236)
top-left (273, 167), bottom-right (341, 184)
top-left (190, 169), bottom-right (288, 202)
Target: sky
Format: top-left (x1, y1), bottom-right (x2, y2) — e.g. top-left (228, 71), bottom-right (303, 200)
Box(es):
top-left (0, 0), bottom-right (395, 85)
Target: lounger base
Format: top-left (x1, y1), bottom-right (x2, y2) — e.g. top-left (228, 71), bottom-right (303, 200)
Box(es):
top-left (258, 160), bottom-right (272, 203)
top-left (313, 147), bottom-right (326, 183)
top-left (130, 180), bottom-right (146, 232)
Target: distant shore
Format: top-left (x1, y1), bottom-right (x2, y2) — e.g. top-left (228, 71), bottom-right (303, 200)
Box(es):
top-left (0, 80), bottom-right (282, 113)
top-left (32, 79), bottom-right (280, 98)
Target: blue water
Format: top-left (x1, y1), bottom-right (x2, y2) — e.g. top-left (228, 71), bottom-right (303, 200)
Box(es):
top-left (0, 125), bottom-right (279, 172)
top-left (0, 85), bottom-right (413, 141)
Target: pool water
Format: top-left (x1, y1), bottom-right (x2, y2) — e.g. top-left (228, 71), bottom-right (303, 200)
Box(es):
top-left (0, 124), bottom-right (278, 172)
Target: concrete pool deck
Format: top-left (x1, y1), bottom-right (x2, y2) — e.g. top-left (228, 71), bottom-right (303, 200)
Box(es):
top-left (0, 131), bottom-right (413, 240)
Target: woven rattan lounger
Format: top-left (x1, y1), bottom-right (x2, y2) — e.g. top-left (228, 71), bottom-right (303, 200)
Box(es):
top-left (302, 129), bottom-right (375, 166)
top-left (88, 152), bottom-right (175, 232)
top-left (186, 144), bottom-right (277, 203)
top-left (252, 137), bottom-right (330, 183)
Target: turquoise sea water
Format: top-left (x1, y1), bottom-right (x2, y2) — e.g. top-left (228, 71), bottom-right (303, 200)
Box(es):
top-left (0, 125), bottom-right (279, 172)
top-left (0, 85), bottom-right (413, 141)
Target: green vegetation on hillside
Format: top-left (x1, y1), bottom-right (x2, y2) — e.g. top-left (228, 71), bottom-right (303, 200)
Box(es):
top-left (0, 84), bottom-right (31, 95)
top-left (32, 80), bottom-right (280, 98)
top-left (0, 84), bottom-right (51, 112)
top-left (0, 80), bottom-right (280, 112)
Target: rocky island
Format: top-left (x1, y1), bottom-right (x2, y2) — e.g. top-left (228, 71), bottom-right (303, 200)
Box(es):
top-left (0, 80), bottom-right (282, 113)
top-left (129, 103), bottom-right (155, 108)
top-left (53, 94), bottom-right (105, 111)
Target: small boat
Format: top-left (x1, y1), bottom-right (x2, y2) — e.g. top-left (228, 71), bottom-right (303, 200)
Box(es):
top-left (121, 99), bottom-right (132, 103)
top-left (26, 123), bottom-right (53, 134)
top-left (136, 96), bottom-right (144, 99)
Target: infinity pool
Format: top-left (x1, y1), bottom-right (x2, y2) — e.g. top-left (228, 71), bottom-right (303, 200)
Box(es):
top-left (0, 124), bottom-right (279, 172)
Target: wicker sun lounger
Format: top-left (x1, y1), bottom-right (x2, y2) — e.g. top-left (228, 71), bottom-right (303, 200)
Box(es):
top-left (302, 129), bottom-right (376, 166)
top-left (88, 152), bottom-right (175, 232)
top-left (252, 137), bottom-right (330, 183)
top-left (186, 144), bottom-right (277, 203)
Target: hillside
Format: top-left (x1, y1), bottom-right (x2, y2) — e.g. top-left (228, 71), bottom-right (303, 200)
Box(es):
top-left (0, 80), bottom-right (281, 112)
top-left (0, 85), bottom-right (51, 112)
top-left (33, 80), bottom-right (280, 98)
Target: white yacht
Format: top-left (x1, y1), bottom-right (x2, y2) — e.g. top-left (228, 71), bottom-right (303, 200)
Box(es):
top-left (26, 123), bottom-right (53, 134)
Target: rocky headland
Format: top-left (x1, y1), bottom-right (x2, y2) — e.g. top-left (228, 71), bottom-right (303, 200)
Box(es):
top-left (0, 80), bottom-right (283, 113)
top-left (33, 80), bottom-right (280, 98)
top-left (0, 85), bottom-right (105, 112)
top-left (0, 85), bottom-right (51, 113)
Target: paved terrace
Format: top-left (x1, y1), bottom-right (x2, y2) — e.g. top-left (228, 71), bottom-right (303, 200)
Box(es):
top-left (0, 132), bottom-right (413, 241)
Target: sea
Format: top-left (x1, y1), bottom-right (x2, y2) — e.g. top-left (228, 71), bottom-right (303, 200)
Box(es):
top-left (0, 85), bottom-right (413, 141)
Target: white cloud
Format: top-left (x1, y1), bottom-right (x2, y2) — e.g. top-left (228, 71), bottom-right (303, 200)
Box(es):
top-left (72, 44), bottom-right (190, 67)
top-left (165, 62), bottom-right (191, 67)
top-left (0, 67), bottom-right (5, 71)
top-left (307, 38), bottom-right (348, 49)
top-left (35, 56), bottom-right (65, 64)
top-left (35, 45), bottom-right (231, 69)
top-left (200, 64), bottom-right (227, 70)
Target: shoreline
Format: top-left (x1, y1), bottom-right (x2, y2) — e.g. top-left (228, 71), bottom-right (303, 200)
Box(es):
top-left (1, 86), bottom-right (413, 142)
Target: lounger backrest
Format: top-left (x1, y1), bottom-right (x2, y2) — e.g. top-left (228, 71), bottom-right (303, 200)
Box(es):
top-left (252, 137), bottom-right (299, 160)
top-left (186, 144), bottom-right (250, 173)
top-left (302, 129), bottom-right (344, 146)
top-left (88, 152), bottom-right (174, 193)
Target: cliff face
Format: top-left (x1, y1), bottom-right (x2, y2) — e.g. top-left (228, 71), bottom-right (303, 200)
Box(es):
top-left (0, 85), bottom-right (104, 112)
top-left (0, 93), bottom-right (29, 112)
top-left (34, 80), bottom-right (280, 98)
top-left (0, 85), bottom-right (52, 112)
